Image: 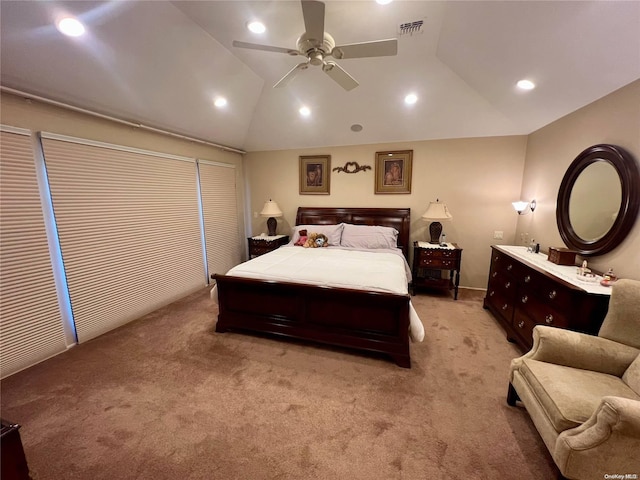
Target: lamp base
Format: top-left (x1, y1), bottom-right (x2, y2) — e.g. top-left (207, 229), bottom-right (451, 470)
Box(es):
top-left (267, 217), bottom-right (277, 236)
top-left (428, 221), bottom-right (442, 244)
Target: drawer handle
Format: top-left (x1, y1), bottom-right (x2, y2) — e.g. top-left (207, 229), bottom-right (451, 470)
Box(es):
top-left (489, 290), bottom-right (495, 297)
top-left (492, 272), bottom-right (497, 278)
top-left (505, 281), bottom-right (511, 289)
top-left (545, 314), bottom-right (554, 324)
top-left (502, 304), bottom-right (508, 311)
top-left (521, 295), bottom-right (528, 304)
top-left (549, 290), bottom-right (557, 300)
top-left (507, 264), bottom-right (513, 271)
top-left (518, 321), bottom-right (525, 328)
top-left (524, 275), bottom-right (531, 283)
top-left (494, 255), bottom-right (499, 261)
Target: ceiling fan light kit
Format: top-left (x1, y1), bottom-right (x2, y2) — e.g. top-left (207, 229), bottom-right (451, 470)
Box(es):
top-left (232, 0), bottom-right (398, 91)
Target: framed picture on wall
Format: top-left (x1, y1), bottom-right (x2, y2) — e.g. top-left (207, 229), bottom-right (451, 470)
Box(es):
top-left (375, 150), bottom-right (413, 194)
top-left (299, 155), bottom-right (331, 194)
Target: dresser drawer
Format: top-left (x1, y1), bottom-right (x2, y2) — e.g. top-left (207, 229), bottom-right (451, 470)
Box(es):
top-left (490, 250), bottom-right (522, 277)
top-left (419, 257), bottom-right (457, 269)
top-left (512, 309), bottom-right (538, 347)
top-left (420, 249), bottom-right (459, 259)
top-left (488, 270), bottom-right (516, 297)
top-left (515, 290), bottom-right (569, 329)
top-left (518, 270), bottom-right (573, 311)
top-left (485, 287), bottom-right (515, 324)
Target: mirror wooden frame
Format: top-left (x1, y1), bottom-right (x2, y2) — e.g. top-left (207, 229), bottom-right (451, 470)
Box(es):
top-left (556, 144), bottom-right (640, 256)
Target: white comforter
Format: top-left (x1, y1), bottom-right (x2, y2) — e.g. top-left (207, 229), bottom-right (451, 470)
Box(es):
top-left (211, 246), bottom-right (425, 342)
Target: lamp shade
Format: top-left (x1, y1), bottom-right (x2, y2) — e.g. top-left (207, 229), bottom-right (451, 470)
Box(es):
top-left (512, 199), bottom-right (536, 215)
top-left (260, 200), bottom-right (283, 218)
top-left (512, 201), bottom-right (529, 214)
top-left (422, 201), bottom-right (452, 244)
top-left (421, 201), bottom-right (453, 221)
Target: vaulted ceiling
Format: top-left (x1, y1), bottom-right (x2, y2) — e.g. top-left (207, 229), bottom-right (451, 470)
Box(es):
top-left (2, 1), bottom-right (639, 153)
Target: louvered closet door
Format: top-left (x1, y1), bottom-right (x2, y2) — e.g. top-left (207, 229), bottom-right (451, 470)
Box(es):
top-left (199, 161), bottom-right (241, 277)
top-left (41, 135), bottom-right (204, 343)
top-left (1, 129), bottom-right (67, 378)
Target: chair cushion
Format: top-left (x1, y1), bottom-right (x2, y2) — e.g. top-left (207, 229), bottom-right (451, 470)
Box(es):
top-left (520, 359), bottom-right (640, 432)
top-left (598, 279), bottom-right (640, 349)
top-left (622, 354), bottom-right (640, 394)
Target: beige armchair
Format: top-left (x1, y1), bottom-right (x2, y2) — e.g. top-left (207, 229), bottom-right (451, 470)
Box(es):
top-left (508, 279), bottom-right (640, 480)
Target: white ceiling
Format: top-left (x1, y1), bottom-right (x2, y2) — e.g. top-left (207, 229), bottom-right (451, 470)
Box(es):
top-left (2, 1), bottom-right (639, 153)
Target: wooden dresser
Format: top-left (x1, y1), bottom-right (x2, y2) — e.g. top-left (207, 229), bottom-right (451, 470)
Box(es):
top-left (483, 245), bottom-right (611, 351)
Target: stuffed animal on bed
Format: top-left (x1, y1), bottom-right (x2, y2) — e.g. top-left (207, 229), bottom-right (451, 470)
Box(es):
top-left (294, 229), bottom-right (308, 246)
top-left (303, 232), bottom-right (329, 248)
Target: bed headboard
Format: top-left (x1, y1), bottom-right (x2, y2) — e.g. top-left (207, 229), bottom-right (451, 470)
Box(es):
top-left (295, 207), bottom-right (411, 260)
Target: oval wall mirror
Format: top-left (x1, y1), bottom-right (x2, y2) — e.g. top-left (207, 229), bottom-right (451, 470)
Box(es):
top-left (556, 144), bottom-right (640, 256)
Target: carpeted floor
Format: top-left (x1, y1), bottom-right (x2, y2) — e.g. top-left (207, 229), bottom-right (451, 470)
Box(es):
top-left (1, 287), bottom-right (558, 480)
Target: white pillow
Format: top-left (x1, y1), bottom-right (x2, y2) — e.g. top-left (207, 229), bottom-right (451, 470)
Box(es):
top-left (290, 224), bottom-right (344, 246)
top-left (340, 223), bottom-right (399, 250)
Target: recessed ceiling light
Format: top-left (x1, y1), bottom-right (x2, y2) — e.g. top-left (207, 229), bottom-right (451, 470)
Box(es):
top-left (214, 97), bottom-right (227, 108)
top-left (56, 17), bottom-right (85, 37)
top-left (299, 106), bottom-right (311, 117)
top-left (247, 21), bottom-right (266, 34)
top-left (350, 124), bottom-right (363, 132)
top-left (376, 0), bottom-right (393, 5)
top-left (517, 79), bottom-right (535, 90)
top-left (404, 93), bottom-right (418, 105)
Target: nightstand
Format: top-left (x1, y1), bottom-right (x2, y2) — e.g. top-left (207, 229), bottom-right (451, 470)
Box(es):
top-left (247, 235), bottom-right (289, 259)
top-left (411, 241), bottom-right (463, 299)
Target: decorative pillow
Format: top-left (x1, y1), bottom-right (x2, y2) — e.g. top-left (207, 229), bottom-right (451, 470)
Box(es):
top-left (340, 223), bottom-right (399, 249)
top-left (294, 229), bottom-right (308, 246)
top-left (290, 224), bottom-right (343, 246)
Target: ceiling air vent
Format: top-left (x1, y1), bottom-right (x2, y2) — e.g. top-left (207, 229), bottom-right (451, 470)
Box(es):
top-left (398, 19), bottom-right (424, 36)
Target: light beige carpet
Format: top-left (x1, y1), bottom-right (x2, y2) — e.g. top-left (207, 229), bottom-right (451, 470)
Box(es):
top-left (1, 287), bottom-right (557, 479)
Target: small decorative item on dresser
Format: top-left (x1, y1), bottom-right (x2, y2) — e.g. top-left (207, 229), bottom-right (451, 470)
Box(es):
top-left (547, 247), bottom-right (577, 265)
top-left (600, 268), bottom-right (618, 287)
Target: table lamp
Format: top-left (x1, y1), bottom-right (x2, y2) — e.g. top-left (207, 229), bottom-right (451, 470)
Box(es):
top-left (422, 199), bottom-right (453, 244)
top-left (260, 199), bottom-right (283, 236)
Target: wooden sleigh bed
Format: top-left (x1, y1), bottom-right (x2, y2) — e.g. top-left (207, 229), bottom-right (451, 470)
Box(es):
top-left (212, 207), bottom-right (414, 367)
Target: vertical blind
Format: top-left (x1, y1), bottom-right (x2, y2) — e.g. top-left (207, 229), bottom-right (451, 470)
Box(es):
top-left (41, 135), bottom-right (205, 342)
top-left (199, 160), bottom-right (241, 278)
top-left (0, 129), bottom-right (68, 378)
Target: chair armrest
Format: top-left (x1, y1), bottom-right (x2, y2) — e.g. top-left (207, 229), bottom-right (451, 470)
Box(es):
top-left (555, 396), bottom-right (640, 476)
top-left (510, 326), bottom-right (639, 379)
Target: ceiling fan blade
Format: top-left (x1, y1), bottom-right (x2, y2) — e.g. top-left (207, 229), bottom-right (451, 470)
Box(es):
top-left (232, 40), bottom-right (299, 56)
top-left (274, 62), bottom-right (310, 88)
top-left (331, 38), bottom-right (398, 59)
top-left (301, 0), bottom-right (325, 41)
top-left (322, 61), bottom-right (359, 91)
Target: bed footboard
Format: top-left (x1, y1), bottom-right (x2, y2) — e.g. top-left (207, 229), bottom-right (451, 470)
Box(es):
top-left (213, 274), bottom-right (411, 367)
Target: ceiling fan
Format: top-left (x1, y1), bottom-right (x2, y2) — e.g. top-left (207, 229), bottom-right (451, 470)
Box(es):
top-left (232, 0), bottom-right (398, 91)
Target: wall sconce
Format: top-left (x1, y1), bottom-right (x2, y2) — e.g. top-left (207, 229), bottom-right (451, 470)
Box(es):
top-left (422, 199), bottom-right (453, 243)
top-left (512, 199), bottom-right (536, 215)
top-left (260, 199), bottom-right (283, 236)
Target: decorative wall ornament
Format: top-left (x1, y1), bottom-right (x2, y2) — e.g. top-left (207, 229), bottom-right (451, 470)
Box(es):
top-left (332, 162), bottom-right (371, 174)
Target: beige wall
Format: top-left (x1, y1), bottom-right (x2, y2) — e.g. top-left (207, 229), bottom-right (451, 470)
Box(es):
top-left (518, 80), bottom-right (640, 280)
top-left (245, 135), bottom-right (528, 289)
top-left (7, 79), bottom-right (637, 291)
top-left (0, 91), bottom-right (247, 241)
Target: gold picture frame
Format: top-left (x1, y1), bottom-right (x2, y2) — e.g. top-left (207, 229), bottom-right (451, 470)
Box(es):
top-left (375, 150), bottom-right (413, 194)
top-left (299, 155), bottom-right (331, 195)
